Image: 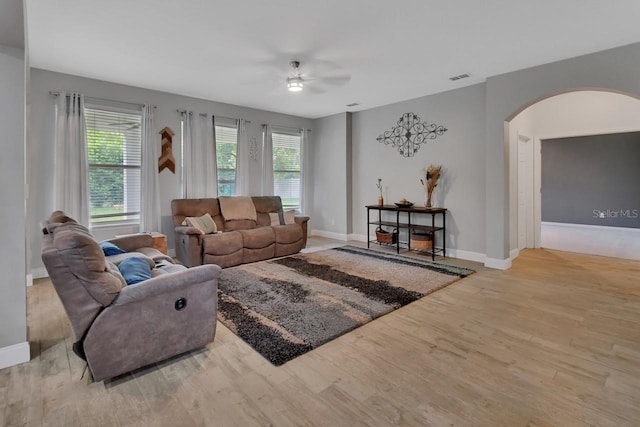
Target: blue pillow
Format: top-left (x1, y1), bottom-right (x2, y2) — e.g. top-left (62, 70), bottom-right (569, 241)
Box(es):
top-left (99, 241), bottom-right (126, 256)
top-left (117, 257), bottom-right (152, 285)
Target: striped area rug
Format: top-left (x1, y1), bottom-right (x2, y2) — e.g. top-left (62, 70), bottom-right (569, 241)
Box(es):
top-left (216, 245), bottom-right (474, 365)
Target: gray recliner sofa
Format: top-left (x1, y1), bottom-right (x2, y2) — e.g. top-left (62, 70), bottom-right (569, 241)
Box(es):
top-left (40, 211), bottom-right (221, 381)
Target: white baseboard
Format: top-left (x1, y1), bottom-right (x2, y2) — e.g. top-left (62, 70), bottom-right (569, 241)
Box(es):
top-left (347, 233), bottom-right (367, 242)
top-left (447, 249), bottom-right (486, 264)
top-left (541, 222), bottom-right (640, 261)
top-left (31, 267), bottom-right (48, 280)
top-left (0, 342), bottom-right (30, 370)
top-left (26, 274), bottom-right (33, 287)
top-left (509, 248), bottom-right (520, 260)
top-left (485, 257), bottom-right (513, 270)
top-left (311, 229), bottom-right (349, 241)
top-left (313, 231), bottom-right (503, 268)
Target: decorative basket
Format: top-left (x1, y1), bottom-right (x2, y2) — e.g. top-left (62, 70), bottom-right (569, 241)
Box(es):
top-left (411, 231), bottom-right (433, 250)
top-left (376, 227), bottom-right (398, 244)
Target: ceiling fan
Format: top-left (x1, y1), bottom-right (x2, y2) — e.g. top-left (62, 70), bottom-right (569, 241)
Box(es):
top-left (285, 60), bottom-right (350, 93)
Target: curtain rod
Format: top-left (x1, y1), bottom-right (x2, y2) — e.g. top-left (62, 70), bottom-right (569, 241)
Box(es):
top-left (176, 109), bottom-right (251, 124)
top-left (264, 124), bottom-right (312, 132)
top-left (49, 91), bottom-right (156, 109)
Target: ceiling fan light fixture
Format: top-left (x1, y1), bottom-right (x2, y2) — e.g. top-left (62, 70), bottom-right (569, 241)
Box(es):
top-left (287, 76), bottom-right (304, 92)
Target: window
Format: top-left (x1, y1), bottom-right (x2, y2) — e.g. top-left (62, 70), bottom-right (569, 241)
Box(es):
top-left (272, 130), bottom-right (302, 209)
top-left (85, 105), bottom-right (142, 225)
top-left (215, 122), bottom-right (238, 196)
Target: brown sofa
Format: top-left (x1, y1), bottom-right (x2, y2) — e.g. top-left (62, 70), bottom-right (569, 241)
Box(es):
top-left (171, 196), bottom-right (310, 268)
top-left (41, 211), bottom-right (221, 381)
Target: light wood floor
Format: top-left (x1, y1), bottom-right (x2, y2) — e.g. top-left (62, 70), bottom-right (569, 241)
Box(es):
top-left (3, 238), bottom-right (640, 426)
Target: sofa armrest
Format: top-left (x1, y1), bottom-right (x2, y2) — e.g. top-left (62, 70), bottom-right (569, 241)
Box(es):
top-left (294, 215), bottom-right (310, 224)
top-left (175, 226), bottom-right (203, 235)
top-left (107, 234), bottom-right (154, 252)
top-left (174, 228), bottom-right (204, 267)
top-left (83, 264), bottom-right (221, 381)
top-left (295, 216), bottom-right (310, 248)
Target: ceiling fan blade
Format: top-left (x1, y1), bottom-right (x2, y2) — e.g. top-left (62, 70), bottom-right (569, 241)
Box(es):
top-left (306, 74), bottom-right (351, 86)
top-left (305, 84), bottom-right (326, 95)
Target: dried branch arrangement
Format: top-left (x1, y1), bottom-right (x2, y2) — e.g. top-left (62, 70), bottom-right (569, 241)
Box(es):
top-left (420, 164), bottom-right (442, 208)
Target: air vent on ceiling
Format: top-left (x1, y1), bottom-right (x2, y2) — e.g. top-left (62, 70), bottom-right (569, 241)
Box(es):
top-left (346, 102), bottom-right (359, 107)
top-left (449, 73), bottom-right (471, 81)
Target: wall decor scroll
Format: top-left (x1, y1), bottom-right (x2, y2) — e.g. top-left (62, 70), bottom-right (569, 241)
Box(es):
top-left (377, 113), bottom-right (447, 158)
top-left (159, 127), bottom-right (176, 173)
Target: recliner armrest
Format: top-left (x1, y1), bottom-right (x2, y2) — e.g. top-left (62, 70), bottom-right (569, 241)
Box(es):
top-left (175, 226), bottom-right (204, 236)
top-left (112, 264), bottom-right (221, 306)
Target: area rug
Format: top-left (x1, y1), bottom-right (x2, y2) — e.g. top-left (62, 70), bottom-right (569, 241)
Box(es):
top-left (216, 245), bottom-right (474, 365)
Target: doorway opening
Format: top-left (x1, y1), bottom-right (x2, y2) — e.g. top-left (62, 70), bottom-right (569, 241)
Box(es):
top-left (506, 89), bottom-right (640, 260)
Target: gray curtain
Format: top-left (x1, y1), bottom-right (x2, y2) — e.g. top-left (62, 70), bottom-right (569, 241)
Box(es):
top-left (261, 124), bottom-right (274, 195)
top-left (54, 92), bottom-right (90, 226)
top-left (235, 118), bottom-right (250, 195)
top-left (140, 104), bottom-right (161, 232)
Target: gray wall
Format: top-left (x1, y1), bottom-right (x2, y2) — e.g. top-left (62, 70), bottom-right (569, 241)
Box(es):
top-left (350, 83), bottom-right (487, 254)
top-left (311, 113), bottom-right (351, 235)
top-left (0, 18), bottom-right (27, 351)
top-left (28, 68), bottom-right (313, 274)
top-left (542, 132), bottom-right (640, 228)
top-left (485, 42), bottom-right (640, 259)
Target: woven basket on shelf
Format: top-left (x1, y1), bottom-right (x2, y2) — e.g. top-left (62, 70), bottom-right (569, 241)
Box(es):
top-left (410, 231), bottom-right (433, 250)
top-left (375, 227), bottom-right (398, 244)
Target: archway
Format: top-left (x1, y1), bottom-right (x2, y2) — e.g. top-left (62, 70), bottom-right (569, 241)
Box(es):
top-left (506, 89), bottom-right (640, 260)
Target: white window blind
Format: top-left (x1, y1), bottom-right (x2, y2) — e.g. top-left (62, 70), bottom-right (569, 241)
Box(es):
top-left (272, 131), bottom-right (302, 209)
top-left (215, 123), bottom-right (238, 196)
top-left (85, 106), bottom-right (142, 224)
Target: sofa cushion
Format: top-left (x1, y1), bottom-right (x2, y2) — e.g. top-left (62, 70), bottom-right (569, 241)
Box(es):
top-left (283, 209), bottom-right (296, 225)
top-left (224, 219), bottom-right (257, 231)
top-left (152, 261), bottom-right (187, 276)
top-left (219, 196), bottom-right (257, 221)
top-left (107, 262), bottom-right (127, 288)
top-left (185, 213), bottom-right (217, 234)
top-left (240, 227), bottom-right (276, 263)
top-left (239, 227), bottom-right (275, 249)
top-left (99, 241), bottom-right (127, 256)
top-left (268, 212), bottom-right (281, 226)
top-left (53, 222), bottom-right (124, 306)
top-left (105, 252), bottom-right (156, 269)
top-left (118, 257), bottom-right (152, 285)
top-left (203, 231), bottom-right (243, 256)
top-left (134, 247), bottom-right (175, 264)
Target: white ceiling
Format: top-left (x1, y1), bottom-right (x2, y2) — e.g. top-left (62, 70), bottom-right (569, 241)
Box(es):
top-left (26, 0), bottom-right (640, 119)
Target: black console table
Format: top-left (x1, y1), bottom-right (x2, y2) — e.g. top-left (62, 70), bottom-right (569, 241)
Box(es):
top-left (366, 205), bottom-right (447, 260)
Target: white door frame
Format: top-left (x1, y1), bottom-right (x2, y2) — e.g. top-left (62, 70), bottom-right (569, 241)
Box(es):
top-left (517, 133), bottom-right (535, 250)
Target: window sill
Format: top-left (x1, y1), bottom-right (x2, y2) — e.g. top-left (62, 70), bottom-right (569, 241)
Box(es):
top-left (91, 221), bottom-right (140, 230)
